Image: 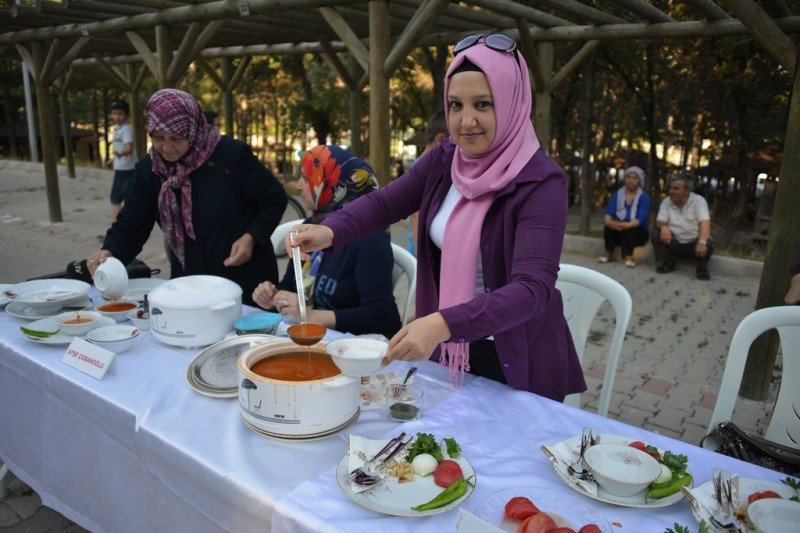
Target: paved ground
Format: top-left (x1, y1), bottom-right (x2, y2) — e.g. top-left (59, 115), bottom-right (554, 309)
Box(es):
top-left (0, 161), bottom-right (776, 530)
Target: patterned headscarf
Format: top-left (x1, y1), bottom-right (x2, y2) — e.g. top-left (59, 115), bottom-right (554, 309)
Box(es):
top-left (146, 89), bottom-right (221, 268)
top-left (615, 166), bottom-right (646, 221)
top-left (300, 145), bottom-right (378, 223)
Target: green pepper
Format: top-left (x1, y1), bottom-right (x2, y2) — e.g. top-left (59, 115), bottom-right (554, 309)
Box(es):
top-left (20, 326), bottom-right (59, 338)
top-left (411, 475), bottom-right (473, 511)
top-left (646, 473), bottom-right (693, 501)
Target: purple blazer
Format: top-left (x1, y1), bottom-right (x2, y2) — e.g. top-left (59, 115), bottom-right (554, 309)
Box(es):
top-left (323, 140), bottom-right (586, 402)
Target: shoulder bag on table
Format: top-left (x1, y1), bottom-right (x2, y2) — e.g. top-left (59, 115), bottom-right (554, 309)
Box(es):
top-left (700, 421), bottom-right (800, 476)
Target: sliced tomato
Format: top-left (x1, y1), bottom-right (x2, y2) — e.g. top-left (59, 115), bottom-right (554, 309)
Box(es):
top-left (504, 496), bottom-right (540, 521)
top-left (747, 490), bottom-right (782, 504)
top-left (628, 441), bottom-right (660, 461)
top-left (578, 525), bottom-right (603, 533)
top-left (551, 528), bottom-right (576, 533)
top-left (433, 460), bottom-right (464, 488)
top-left (518, 512), bottom-right (557, 533)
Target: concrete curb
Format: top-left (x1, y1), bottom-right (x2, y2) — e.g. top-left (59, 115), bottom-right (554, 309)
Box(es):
top-left (563, 234), bottom-right (763, 279)
top-left (0, 159), bottom-right (112, 181)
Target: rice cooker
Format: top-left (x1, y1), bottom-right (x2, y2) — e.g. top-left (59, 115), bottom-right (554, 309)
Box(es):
top-left (148, 275), bottom-right (242, 348)
top-left (238, 341), bottom-right (360, 438)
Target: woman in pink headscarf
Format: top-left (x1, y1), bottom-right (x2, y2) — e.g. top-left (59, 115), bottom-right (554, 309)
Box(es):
top-left (290, 35), bottom-right (585, 401)
top-left (87, 89), bottom-right (287, 306)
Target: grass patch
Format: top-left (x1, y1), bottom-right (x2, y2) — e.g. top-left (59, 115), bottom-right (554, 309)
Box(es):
top-left (734, 290), bottom-right (751, 297)
top-left (716, 288), bottom-right (728, 295)
top-left (698, 339), bottom-right (709, 349)
top-left (670, 312), bottom-right (679, 323)
top-left (588, 330), bottom-right (607, 345)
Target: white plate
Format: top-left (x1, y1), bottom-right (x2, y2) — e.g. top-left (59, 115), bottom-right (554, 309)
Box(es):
top-left (0, 284), bottom-right (13, 308)
top-left (19, 316), bottom-right (116, 345)
top-left (688, 477), bottom-right (796, 532)
top-left (8, 279), bottom-right (91, 306)
top-left (748, 498), bottom-right (800, 532)
top-left (335, 453), bottom-right (476, 517)
top-left (473, 487), bottom-right (613, 532)
top-left (546, 433), bottom-right (691, 508)
top-left (6, 298), bottom-right (94, 320)
top-left (107, 278), bottom-right (166, 302)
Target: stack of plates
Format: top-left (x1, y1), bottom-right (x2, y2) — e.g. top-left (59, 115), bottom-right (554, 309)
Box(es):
top-left (185, 334), bottom-right (282, 398)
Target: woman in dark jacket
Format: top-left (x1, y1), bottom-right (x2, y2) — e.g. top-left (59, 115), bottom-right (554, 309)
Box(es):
top-left (87, 89), bottom-right (287, 306)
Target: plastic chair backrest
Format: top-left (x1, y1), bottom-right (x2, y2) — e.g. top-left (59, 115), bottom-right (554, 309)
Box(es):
top-left (705, 306), bottom-right (800, 450)
top-left (270, 219), bottom-right (304, 256)
top-left (390, 243), bottom-right (417, 327)
top-left (556, 264), bottom-right (633, 417)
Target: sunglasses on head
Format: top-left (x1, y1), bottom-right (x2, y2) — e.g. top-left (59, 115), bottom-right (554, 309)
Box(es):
top-left (453, 33), bottom-right (517, 56)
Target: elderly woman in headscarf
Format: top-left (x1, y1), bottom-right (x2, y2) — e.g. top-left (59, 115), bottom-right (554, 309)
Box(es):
top-left (87, 89), bottom-right (287, 306)
top-left (598, 166), bottom-right (651, 268)
top-left (286, 34), bottom-right (585, 402)
top-left (252, 145), bottom-right (401, 339)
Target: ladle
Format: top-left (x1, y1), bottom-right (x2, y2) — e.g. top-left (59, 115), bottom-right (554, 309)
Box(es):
top-left (286, 230), bottom-right (326, 346)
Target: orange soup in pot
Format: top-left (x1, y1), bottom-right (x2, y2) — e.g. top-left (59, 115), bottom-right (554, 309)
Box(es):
top-left (250, 353), bottom-right (340, 381)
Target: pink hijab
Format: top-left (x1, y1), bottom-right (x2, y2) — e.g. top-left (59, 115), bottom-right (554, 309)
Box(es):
top-left (438, 42), bottom-right (540, 384)
top-left (146, 89), bottom-right (221, 268)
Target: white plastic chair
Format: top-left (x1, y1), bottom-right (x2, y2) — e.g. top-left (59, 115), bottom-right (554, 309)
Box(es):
top-left (705, 306), bottom-right (800, 450)
top-left (270, 219), bottom-right (304, 256)
top-left (557, 264), bottom-right (633, 417)
top-left (391, 243), bottom-right (417, 327)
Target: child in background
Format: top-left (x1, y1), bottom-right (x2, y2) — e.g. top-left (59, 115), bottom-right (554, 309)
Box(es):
top-left (107, 100), bottom-right (135, 221)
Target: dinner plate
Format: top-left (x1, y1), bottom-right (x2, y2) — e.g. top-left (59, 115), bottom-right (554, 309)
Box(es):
top-left (6, 297), bottom-right (94, 320)
top-left (0, 284), bottom-right (13, 308)
top-left (186, 334), bottom-right (282, 398)
top-left (103, 278), bottom-right (166, 302)
top-left (474, 487), bottom-right (613, 532)
top-left (8, 279), bottom-right (91, 306)
top-left (545, 433), bottom-right (692, 508)
top-left (19, 316), bottom-right (116, 345)
top-left (688, 477), bottom-right (796, 532)
top-left (748, 498), bottom-right (800, 532)
top-left (335, 452), bottom-right (476, 517)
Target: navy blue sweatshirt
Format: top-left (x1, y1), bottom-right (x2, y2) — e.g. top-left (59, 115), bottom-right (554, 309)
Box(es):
top-left (278, 228), bottom-right (401, 338)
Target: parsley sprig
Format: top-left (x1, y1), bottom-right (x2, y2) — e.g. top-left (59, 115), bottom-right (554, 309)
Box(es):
top-left (661, 451), bottom-right (689, 476)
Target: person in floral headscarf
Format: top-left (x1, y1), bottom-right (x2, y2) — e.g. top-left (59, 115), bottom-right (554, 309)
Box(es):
top-left (87, 89), bottom-right (287, 306)
top-left (252, 145), bottom-right (401, 339)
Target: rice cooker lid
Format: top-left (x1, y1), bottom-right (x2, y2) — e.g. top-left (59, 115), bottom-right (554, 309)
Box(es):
top-left (148, 275), bottom-right (242, 309)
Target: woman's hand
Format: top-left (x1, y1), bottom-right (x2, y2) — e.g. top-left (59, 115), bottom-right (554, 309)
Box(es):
top-left (785, 273), bottom-right (800, 305)
top-left (87, 250), bottom-right (114, 277)
top-left (252, 281), bottom-right (278, 310)
top-left (224, 233), bottom-right (255, 267)
top-left (383, 313), bottom-right (452, 365)
top-left (285, 224), bottom-right (333, 260)
top-left (272, 290), bottom-right (301, 320)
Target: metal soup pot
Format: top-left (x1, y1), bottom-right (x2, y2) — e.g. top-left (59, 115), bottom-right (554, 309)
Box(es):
top-left (147, 275), bottom-right (242, 348)
top-left (238, 341), bottom-right (360, 437)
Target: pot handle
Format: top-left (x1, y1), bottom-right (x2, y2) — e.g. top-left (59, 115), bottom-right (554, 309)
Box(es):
top-left (322, 374), bottom-right (357, 389)
top-left (208, 300), bottom-right (236, 312)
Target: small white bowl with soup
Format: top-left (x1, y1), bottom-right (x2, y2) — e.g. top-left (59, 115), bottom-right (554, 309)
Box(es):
top-left (53, 310), bottom-right (103, 336)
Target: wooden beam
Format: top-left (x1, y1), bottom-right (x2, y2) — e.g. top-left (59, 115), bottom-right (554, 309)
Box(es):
top-left (384, 0), bottom-right (450, 77)
top-left (0, 0), bottom-right (365, 45)
top-left (220, 58), bottom-right (235, 136)
top-left (166, 21), bottom-right (203, 85)
top-left (394, 0), bottom-right (513, 29)
top-left (125, 31), bottom-right (159, 78)
top-left (57, 72), bottom-right (76, 179)
top-left (94, 55), bottom-right (130, 89)
top-left (529, 0), bottom-right (625, 25)
top-left (155, 24), bottom-right (172, 88)
top-left (465, 0), bottom-right (570, 29)
top-left (31, 40), bottom-right (63, 222)
top-left (550, 40), bottom-right (600, 92)
top-left (516, 18), bottom-right (548, 92)
top-left (14, 44), bottom-right (38, 78)
top-left (48, 36), bottom-right (92, 83)
top-left (317, 33), bottom-right (357, 92)
top-left (196, 56), bottom-right (224, 88)
top-left (608, 0), bottom-right (674, 23)
top-left (319, 6), bottom-right (370, 72)
top-left (534, 42), bottom-right (553, 152)
top-left (227, 56), bottom-right (251, 92)
top-left (369, 0), bottom-right (390, 186)
top-left (684, 0), bottom-right (732, 21)
top-left (38, 38), bottom-right (62, 85)
top-left (348, 55), bottom-right (363, 157)
top-left (721, 0), bottom-right (798, 75)
top-left (133, 63), bottom-right (148, 90)
top-left (183, 20), bottom-right (224, 70)
top-left (766, 0), bottom-right (793, 18)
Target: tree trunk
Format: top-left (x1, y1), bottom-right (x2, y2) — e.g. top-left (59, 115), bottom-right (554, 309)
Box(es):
top-left (57, 82), bottom-right (76, 178)
top-left (91, 88), bottom-right (101, 167)
top-left (579, 59), bottom-right (596, 235)
top-left (34, 80), bottom-right (63, 222)
top-left (3, 86), bottom-right (18, 158)
top-left (102, 88), bottom-right (110, 164)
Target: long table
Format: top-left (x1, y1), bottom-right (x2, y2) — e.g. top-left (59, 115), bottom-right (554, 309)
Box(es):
top-left (0, 297), bottom-right (786, 532)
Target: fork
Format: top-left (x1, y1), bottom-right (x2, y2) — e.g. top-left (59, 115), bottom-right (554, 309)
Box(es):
top-left (710, 468), bottom-right (738, 531)
top-left (681, 486), bottom-right (737, 532)
top-left (567, 427), bottom-right (598, 481)
top-left (349, 436), bottom-right (412, 486)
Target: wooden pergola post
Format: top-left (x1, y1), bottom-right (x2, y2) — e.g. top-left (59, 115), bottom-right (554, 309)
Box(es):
top-left (220, 58), bottom-right (235, 137)
top-left (534, 43), bottom-right (553, 152)
top-left (126, 63), bottom-right (148, 159)
top-left (369, 0), bottom-right (390, 185)
top-left (54, 70), bottom-right (75, 179)
top-left (155, 24), bottom-right (172, 88)
top-left (348, 55), bottom-right (363, 157)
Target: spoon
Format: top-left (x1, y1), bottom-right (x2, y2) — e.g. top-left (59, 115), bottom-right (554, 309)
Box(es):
top-left (286, 230), bottom-right (326, 346)
top-left (401, 366), bottom-right (417, 385)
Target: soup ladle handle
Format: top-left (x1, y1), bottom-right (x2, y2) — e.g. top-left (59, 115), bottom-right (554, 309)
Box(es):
top-left (290, 230), bottom-right (307, 325)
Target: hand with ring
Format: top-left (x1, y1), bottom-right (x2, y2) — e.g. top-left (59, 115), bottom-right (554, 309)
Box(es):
top-left (271, 290), bottom-right (301, 320)
top-left (86, 250), bottom-right (113, 277)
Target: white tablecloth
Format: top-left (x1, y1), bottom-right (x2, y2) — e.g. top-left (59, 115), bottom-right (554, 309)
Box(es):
top-left (0, 296), bottom-right (786, 532)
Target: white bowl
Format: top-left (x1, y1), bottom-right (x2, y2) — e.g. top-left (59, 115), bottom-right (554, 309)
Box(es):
top-left (53, 310), bottom-right (103, 336)
top-left (748, 497), bottom-right (800, 532)
top-left (127, 309), bottom-right (150, 330)
top-left (87, 325), bottom-right (140, 353)
top-left (94, 257), bottom-right (129, 299)
top-left (8, 279), bottom-right (91, 313)
top-left (324, 338), bottom-right (387, 377)
top-left (584, 443), bottom-right (661, 497)
top-left (95, 300), bottom-right (138, 323)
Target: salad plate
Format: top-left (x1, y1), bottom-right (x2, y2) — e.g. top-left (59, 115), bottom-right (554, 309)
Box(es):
top-left (6, 297), bottom-right (93, 320)
top-left (474, 487), bottom-right (613, 532)
top-left (542, 433), bottom-right (691, 508)
top-left (335, 440), bottom-right (476, 517)
top-left (687, 477), bottom-right (796, 532)
top-left (19, 316), bottom-right (116, 345)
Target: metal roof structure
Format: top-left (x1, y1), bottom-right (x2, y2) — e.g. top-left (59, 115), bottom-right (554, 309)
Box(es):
top-left (2, 2), bottom-right (800, 390)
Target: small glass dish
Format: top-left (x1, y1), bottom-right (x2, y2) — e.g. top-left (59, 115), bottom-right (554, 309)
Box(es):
top-left (384, 384), bottom-right (423, 422)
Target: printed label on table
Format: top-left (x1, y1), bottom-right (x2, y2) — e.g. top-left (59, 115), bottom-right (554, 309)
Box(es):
top-left (62, 337), bottom-right (116, 380)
